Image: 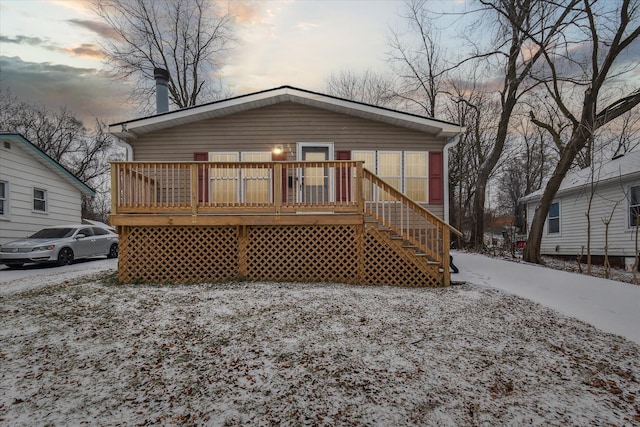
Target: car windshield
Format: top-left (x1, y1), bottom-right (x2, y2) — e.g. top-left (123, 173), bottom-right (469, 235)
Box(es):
top-left (29, 228), bottom-right (75, 239)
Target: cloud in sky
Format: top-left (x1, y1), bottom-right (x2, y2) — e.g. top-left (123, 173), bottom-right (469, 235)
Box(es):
top-left (63, 44), bottom-right (106, 60)
top-left (0, 56), bottom-right (133, 124)
top-left (67, 19), bottom-right (121, 40)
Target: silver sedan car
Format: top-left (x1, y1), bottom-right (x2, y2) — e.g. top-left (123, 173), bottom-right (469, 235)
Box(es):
top-left (0, 225), bottom-right (118, 268)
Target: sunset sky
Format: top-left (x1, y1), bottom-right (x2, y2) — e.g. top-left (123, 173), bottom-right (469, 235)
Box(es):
top-left (0, 0), bottom-right (467, 125)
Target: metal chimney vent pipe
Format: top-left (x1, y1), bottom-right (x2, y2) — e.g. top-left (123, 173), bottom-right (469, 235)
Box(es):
top-left (154, 67), bottom-right (170, 114)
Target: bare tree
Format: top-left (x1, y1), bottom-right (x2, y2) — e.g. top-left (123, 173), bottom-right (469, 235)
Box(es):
top-left (92, 0), bottom-right (236, 111)
top-left (461, 0), bottom-right (581, 249)
top-left (524, 0), bottom-right (640, 263)
top-left (387, 0), bottom-right (447, 116)
top-left (443, 75), bottom-right (500, 247)
top-left (612, 109), bottom-right (640, 157)
top-left (325, 69), bottom-right (398, 107)
top-left (0, 89), bottom-right (118, 220)
top-left (495, 117), bottom-right (554, 230)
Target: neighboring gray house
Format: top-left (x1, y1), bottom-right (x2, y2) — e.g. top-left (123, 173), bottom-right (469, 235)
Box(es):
top-left (521, 151), bottom-right (640, 271)
top-left (0, 134), bottom-right (95, 246)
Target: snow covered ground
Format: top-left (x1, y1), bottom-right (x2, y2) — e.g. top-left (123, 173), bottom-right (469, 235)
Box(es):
top-left (452, 251), bottom-right (640, 346)
top-left (1, 257), bottom-right (639, 426)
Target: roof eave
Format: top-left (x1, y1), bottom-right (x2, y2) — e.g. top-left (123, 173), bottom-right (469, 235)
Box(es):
top-left (109, 86), bottom-right (465, 139)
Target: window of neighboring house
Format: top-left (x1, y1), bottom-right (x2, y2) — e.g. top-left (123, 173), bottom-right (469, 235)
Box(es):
top-left (377, 151), bottom-right (402, 201)
top-left (352, 151), bottom-right (375, 201)
top-left (404, 152), bottom-right (428, 202)
top-left (0, 181), bottom-right (7, 218)
top-left (547, 201), bottom-right (560, 234)
top-left (630, 185), bottom-right (640, 227)
top-left (209, 152), bottom-right (239, 203)
top-left (241, 152), bottom-right (272, 204)
top-left (33, 188), bottom-right (47, 212)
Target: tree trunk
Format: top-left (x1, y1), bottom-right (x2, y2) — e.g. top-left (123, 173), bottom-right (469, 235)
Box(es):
top-left (523, 133), bottom-right (589, 263)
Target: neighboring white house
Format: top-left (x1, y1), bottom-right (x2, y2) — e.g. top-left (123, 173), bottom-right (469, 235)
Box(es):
top-left (521, 150), bottom-right (640, 271)
top-left (0, 134), bottom-right (95, 246)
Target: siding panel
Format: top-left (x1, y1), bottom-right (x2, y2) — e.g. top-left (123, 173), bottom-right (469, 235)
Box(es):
top-left (527, 179), bottom-right (640, 257)
top-left (130, 103), bottom-right (444, 161)
top-left (0, 142), bottom-right (83, 244)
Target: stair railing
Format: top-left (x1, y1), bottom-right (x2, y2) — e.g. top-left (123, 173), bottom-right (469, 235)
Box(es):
top-left (361, 168), bottom-right (462, 284)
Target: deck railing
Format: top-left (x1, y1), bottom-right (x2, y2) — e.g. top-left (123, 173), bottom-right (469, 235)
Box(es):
top-left (110, 161), bottom-right (461, 281)
top-left (111, 161), bottom-right (363, 215)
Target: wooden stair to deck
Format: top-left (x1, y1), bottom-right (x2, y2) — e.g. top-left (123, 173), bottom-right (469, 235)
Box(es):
top-left (364, 217), bottom-right (444, 286)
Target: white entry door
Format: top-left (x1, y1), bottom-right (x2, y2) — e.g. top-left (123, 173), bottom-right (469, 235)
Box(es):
top-left (297, 143), bottom-right (334, 203)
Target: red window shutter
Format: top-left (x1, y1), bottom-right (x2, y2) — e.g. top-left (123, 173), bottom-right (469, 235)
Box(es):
top-left (194, 152), bottom-right (209, 203)
top-left (336, 151), bottom-right (351, 202)
top-left (429, 152), bottom-right (443, 204)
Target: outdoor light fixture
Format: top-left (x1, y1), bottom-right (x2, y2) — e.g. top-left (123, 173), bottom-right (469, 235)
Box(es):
top-left (273, 145), bottom-right (284, 155)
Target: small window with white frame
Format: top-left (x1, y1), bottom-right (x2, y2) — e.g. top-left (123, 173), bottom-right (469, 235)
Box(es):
top-left (0, 181), bottom-right (8, 218)
top-left (629, 184), bottom-right (640, 227)
top-left (33, 188), bottom-right (47, 212)
top-left (547, 201), bottom-right (560, 234)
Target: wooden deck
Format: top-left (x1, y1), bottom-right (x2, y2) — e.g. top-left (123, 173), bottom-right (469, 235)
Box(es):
top-left (109, 161), bottom-right (461, 286)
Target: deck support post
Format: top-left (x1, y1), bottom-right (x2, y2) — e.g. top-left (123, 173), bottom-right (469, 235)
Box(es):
top-left (237, 225), bottom-right (249, 278)
top-left (442, 230), bottom-right (451, 286)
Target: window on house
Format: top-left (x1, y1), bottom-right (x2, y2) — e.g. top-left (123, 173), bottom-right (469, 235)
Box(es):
top-left (547, 201), bottom-right (560, 234)
top-left (404, 152), bottom-right (428, 202)
top-left (378, 151), bottom-right (402, 201)
top-left (241, 152), bottom-right (271, 203)
top-left (209, 152), bottom-right (239, 203)
top-left (0, 181), bottom-right (7, 217)
top-left (33, 188), bottom-right (47, 212)
top-left (630, 185), bottom-right (640, 227)
top-left (352, 151), bottom-right (375, 201)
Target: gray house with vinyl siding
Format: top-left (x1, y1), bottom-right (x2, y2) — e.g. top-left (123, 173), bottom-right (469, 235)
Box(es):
top-left (521, 151), bottom-right (640, 271)
top-left (0, 134), bottom-right (95, 246)
top-left (109, 86), bottom-right (463, 222)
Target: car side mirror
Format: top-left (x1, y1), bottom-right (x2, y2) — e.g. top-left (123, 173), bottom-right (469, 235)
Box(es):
top-left (76, 234), bottom-right (86, 239)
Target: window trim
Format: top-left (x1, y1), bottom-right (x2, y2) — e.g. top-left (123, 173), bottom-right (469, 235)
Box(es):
top-left (33, 187), bottom-right (48, 213)
top-left (546, 200), bottom-right (560, 235)
top-left (0, 181), bottom-right (8, 219)
top-left (628, 184), bottom-right (640, 228)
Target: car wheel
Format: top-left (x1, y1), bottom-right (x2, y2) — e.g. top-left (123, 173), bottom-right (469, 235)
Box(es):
top-left (107, 243), bottom-right (118, 259)
top-left (57, 248), bottom-right (74, 266)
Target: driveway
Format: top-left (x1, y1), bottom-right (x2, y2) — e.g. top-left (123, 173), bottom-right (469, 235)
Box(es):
top-left (452, 250), bottom-right (640, 346)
